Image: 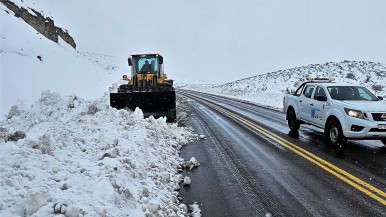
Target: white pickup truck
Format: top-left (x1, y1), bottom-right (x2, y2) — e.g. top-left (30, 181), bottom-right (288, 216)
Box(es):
top-left (283, 78), bottom-right (386, 148)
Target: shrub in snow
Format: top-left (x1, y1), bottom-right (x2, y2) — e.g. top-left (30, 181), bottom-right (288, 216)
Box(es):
top-left (375, 71), bottom-right (386, 77)
top-left (372, 84), bottom-right (384, 92)
top-left (99, 148), bottom-right (120, 160)
top-left (345, 72), bottom-right (356, 80)
top-left (141, 187), bottom-right (150, 198)
top-left (61, 183), bottom-right (69, 190)
top-left (7, 130), bottom-right (27, 142)
top-left (364, 76), bottom-right (371, 83)
top-left (25, 188), bottom-right (47, 216)
top-left (87, 103), bottom-right (98, 115)
top-left (26, 134), bottom-right (53, 155)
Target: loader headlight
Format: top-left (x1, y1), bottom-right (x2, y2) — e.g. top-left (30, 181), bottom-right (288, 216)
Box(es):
top-left (344, 108), bottom-right (367, 120)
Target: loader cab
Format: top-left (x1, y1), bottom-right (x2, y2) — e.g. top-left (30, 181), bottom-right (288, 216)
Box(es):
top-left (128, 54), bottom-right (164, 77)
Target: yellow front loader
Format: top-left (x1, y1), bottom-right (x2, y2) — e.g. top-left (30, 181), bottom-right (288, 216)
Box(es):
top-left (110, 54), bottom-right (176, 122)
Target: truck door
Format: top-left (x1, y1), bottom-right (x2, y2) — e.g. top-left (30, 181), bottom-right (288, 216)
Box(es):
top-left (310, 86), bottom-right (328, 127)
top-left (299, 84), bottom-right (316, 122)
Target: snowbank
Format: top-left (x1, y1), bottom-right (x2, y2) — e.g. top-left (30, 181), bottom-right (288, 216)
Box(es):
top-left (0, 90), bottom-right (197, 217)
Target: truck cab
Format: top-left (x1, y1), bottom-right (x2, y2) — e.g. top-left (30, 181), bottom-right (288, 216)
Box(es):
top-left (128, 54), bottom-right (164, 77)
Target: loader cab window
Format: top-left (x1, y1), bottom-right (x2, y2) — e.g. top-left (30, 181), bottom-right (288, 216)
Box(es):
top-left (132, 56), bottom-right (159, 74)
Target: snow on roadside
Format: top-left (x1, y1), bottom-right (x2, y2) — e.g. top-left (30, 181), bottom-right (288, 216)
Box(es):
top-left (0, 90), bottom-right (198, 217)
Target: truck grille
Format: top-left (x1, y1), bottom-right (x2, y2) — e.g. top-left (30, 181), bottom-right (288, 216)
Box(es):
top-left (371, 113), bottom-right (386, 121)
top-left (369, 128), bottom-right (386, 132)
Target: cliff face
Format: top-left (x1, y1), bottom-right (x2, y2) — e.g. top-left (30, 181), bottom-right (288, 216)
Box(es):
top-left (1, 0), bottom-right (76, 49)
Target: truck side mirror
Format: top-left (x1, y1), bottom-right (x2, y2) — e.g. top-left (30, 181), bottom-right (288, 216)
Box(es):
top-left (128, 58), bottom-right (132, 66)
top-left (378, 96), bottom-right (384, 100)
top-left (158, 56), bottom-right (163, 64)
top-left (315, 95), bottom-right (327, 102)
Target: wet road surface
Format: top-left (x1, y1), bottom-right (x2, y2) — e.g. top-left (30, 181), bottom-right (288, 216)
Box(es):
top-left (178, 90), bottom-right (386, 217)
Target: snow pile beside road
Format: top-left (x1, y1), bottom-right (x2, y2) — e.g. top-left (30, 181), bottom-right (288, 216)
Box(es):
top-left (0, 90), bottom-right (197, 217)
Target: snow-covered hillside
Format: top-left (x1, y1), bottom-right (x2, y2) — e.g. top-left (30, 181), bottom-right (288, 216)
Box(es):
top-left (0, 2), bottom-right (125, 118)
top-left (179, 61), bottom-right (386, 110)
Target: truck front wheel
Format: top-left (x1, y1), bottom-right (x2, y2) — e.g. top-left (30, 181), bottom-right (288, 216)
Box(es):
top-left (288, 110), bottom-right (300, 132)
top-left (381, 139), bottom-right (386, 146)
top-left (326, 119), bottom-right (347, 149)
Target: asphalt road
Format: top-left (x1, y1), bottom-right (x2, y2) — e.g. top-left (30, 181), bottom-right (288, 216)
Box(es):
top-left (177, 89), bottom-right (386, 217)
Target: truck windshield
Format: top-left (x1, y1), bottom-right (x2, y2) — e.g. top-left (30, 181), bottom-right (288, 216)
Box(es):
top-left (132, 56), bottom-right (159, 74)
top-left (327, 86), bottom-right (379, 101)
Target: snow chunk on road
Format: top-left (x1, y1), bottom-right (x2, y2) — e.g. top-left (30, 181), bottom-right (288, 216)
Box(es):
top-left (0, 90), bottom-right (197, 216)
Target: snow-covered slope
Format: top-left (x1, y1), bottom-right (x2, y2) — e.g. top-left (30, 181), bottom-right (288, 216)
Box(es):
top-left (179, 61), bottom-right (386, 109)
top-left (0, 3), bottom-right (124, 118)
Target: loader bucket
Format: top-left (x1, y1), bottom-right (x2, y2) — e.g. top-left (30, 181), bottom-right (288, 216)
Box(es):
top-left (110, 91), bottom-right (176, 122)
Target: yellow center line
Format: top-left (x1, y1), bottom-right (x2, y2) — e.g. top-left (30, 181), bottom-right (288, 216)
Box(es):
top-left (186, 93), bottom-right (386, 206)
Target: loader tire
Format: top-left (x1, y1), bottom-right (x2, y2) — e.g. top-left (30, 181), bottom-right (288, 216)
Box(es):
top-left (166, 109), bottom-right (176, 123)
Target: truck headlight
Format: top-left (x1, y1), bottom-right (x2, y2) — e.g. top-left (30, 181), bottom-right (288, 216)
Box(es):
top-left (344, 108), bottom-right (367, 119)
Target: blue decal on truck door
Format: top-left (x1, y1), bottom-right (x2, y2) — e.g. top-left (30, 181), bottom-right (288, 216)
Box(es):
top-left (311, 108), bottom-right (320, 119)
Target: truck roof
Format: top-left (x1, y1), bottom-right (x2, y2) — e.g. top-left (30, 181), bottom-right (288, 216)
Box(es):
top-left (305, 82), bottom-right (362, 87)
top-left (302, 78), bottom-right (362, 87)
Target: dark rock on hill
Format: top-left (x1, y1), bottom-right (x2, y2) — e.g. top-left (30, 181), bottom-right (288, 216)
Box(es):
top-left (1, 0), bottom-right (76, 49)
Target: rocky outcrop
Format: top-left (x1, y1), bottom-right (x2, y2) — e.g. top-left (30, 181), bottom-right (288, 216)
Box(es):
top-left (1, 0), bottom-right (76, 49)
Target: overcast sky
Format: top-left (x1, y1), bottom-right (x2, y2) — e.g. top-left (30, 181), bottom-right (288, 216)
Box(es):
top-left (33, 0), bottom-right (386, 84)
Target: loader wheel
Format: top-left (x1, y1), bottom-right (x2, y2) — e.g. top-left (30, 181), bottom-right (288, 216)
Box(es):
top-left (166, 109), bottom-right (176, 123)
top-left (287, 110), bottom-right (300, 132)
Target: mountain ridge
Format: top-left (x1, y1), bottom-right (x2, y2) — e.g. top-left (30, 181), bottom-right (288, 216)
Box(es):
top-left (179, 60), bottom-right (386, 109)
top-left (1, 0), bottom-right (76, 48)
